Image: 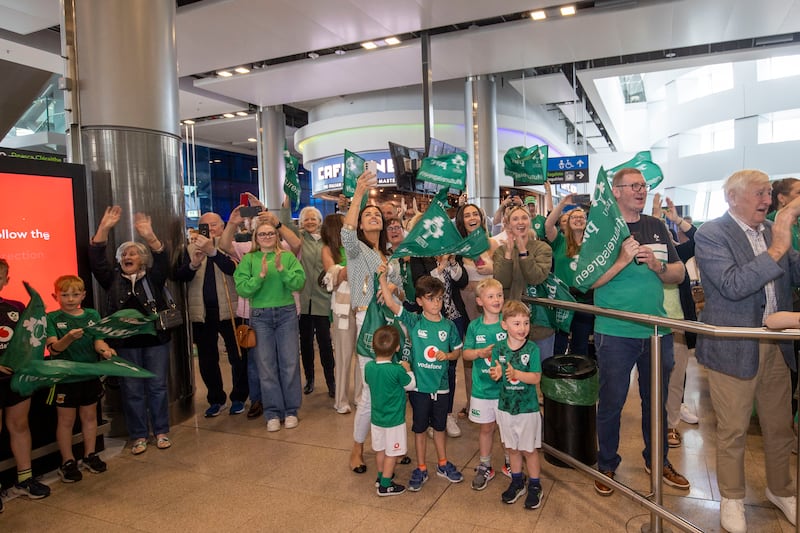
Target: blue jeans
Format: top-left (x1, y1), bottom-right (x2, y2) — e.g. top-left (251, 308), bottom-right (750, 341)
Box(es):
top-left (534, 333), bottom-right (555, 362)
top-left (595, 333), bottom-right (674, 473)
top-left (117, 342), bottom-right (171, 439)
top-left (251, 305), bottom-right (301, 420)
top-left (247, 346), bottom-right (261, 403)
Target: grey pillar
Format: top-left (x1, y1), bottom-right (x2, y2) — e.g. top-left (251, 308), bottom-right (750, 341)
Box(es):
top-left (256, 106), bottom-right (286, 211)
top-left (465, 75), bottom-right (499, 219)
top-left (70, 0), bottom-right (193, 430)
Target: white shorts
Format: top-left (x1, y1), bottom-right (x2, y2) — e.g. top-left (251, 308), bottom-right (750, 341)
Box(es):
top-left (496, 411), bottom-right (542, 453)
top-left (371, 422), bottom-right (407, 456)
top-left (468, 397), bottom-right (499, 424)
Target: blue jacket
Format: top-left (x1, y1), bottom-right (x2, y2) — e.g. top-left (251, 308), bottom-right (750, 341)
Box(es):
top-left (695, 212), bottom-right (800, 378)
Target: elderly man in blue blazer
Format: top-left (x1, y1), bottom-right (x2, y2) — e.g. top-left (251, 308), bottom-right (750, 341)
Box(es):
top-left (695, 169), bottom-right (800, 533)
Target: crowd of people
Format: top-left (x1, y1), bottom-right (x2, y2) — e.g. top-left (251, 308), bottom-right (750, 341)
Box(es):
top-left (0, 168), bottom-right (798, 529)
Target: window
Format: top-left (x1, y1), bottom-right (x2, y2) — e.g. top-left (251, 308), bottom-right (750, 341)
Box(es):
top-left (678, 120), bottom-right (734, 157)
top-left (757, 54), bottom-right (800, 81)
top-left (758, 109), bottom-right (800, 144)
top-left (676, 63), bottom-right (733, 103)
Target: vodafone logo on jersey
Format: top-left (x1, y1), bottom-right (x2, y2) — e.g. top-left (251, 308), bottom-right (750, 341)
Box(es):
top-left (423, 346), bottom-right (439, 362)
top-left (0, 325), bottom-right (13, 342)
top-left (483, 357), bottom-right (492, 366)
top-left (508, 375), bottom-right (521, 385)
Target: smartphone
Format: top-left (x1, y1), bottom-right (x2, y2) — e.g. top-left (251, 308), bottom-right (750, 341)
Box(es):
top-left (198, 223), bottom-right (210, 238)
top-left (573, 194), bottom-right (591, 205)
top-left (364, 160), bottom-right (378, 174)
top-left (240, 193), bottom-right (249, 206)
top-left (240, 205), bottom-right (263, 218)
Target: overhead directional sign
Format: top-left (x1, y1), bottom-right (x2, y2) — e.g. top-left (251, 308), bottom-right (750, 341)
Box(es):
top-left (547, 155), bottom-right (589, 184)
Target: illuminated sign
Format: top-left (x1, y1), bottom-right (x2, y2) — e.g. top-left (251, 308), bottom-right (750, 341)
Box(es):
top-left (310, 150), bottom-right (396, 195)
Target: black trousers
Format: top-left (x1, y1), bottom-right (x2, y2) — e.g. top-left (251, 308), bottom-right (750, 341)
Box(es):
top-left (192, 315), bottom-right (249, 405)
top-left (299, 314), bottom-right (335, 390)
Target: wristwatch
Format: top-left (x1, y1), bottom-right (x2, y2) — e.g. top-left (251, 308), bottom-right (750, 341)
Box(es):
top-left (659, 262), bottom-right (667, 274)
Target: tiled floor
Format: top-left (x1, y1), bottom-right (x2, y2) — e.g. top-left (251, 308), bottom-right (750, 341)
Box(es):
top-left (1, 351), bottom-right (796, 532)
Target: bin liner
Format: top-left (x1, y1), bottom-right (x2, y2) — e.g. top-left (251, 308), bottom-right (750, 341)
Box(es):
top-left (541, 354), bottom-right (598, 406)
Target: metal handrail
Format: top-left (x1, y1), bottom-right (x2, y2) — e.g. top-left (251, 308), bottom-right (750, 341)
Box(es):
top-left (524, 296), bottom-right (800, 533)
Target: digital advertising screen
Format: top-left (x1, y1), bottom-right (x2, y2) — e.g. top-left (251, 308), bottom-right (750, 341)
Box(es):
top-left (0, 157), bottom-right (90, 312)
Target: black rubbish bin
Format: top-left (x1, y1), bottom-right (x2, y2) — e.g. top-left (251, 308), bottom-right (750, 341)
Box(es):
top-left (541, 354), bottom-right (598, 468)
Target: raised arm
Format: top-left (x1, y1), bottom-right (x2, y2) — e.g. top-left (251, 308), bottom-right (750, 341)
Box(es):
top-left (545, 192), bottom-right (574, 242)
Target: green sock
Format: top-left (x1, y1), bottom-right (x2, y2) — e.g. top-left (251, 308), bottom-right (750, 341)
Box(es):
top-left (380, 475), bottom-right (392, 488)
top-left (17, 468), bottom-right (32, 483)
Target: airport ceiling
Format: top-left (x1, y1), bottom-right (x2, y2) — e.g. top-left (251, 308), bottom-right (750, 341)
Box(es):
top-left (2, 0), bottom-right (800, 155)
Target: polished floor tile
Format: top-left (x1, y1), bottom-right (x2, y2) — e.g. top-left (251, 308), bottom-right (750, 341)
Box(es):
top-left (1, 349), bottom-right (796, 532)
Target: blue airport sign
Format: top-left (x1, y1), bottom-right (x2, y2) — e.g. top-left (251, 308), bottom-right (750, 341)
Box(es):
top-left (547, 155), bottom-right (589, 184)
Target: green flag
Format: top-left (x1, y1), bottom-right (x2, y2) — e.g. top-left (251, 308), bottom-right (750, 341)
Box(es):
top-left (525, 273), bottom-right (576, 332)
top-left (504, 145), bottom-right (548, 185)
top-left (573, 166), bottom-right (631, 292)
top-left (283, 147), bottom-right (301, 209)
top-left (11, 356), bottom-right (156, 396)
top-left (390, 188), bottom-right (488, 260)
top-left (416, 152), bottom-right (468, 192)
top-left (342, 149), bottom-right (364, 199)
top-left (84, 309), bottom-right (157, 339)
top-left (0, 282), bottom-right (46, 370)
top-left (607, 151), bottom-right (663, 190)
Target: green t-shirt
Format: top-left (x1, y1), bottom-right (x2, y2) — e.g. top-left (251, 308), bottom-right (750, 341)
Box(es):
top-left (395, 308), bottom-right (462, 394)
top-left (767, 210), bottom-right (800, 251)
top-left (492, 339), bottom-right (541, 415)
top-left (46, 308), bottom-right (102, 363)
top-left (531, 215), bottom-right (547, 240)
top-left (464, 316), bottom-right (506, 400)
top-left (594, 215), bottom-right (678, 339)
top-left (550, 232), bottom-right (574, 286)
top-left (365, 360), bottom-right (412, 427)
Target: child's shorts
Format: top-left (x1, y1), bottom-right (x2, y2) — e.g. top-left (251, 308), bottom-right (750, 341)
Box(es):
top-left (496, 410), bottom-right (542, 452)
top-left (468, 396), bottom-right (499, 424)
top-left (409, 391), bottom-right (449, 434)
top-left (0, 377), bottom-right (28, 408)
top-left (371, 422), bottom-right (407, 456)
top-left (54, 378), bottom-right (104, 408)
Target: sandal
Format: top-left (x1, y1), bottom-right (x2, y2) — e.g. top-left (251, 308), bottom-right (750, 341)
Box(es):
top-left (667, 428), bottom-right (682, 448)
top-left (131, 439), bottom-right (147, 455)
top-left (156, 435), bottom-right (172, 449)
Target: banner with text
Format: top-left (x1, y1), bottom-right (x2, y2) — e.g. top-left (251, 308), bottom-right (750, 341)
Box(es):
top-left (415, 152), bottom-right (468, 192)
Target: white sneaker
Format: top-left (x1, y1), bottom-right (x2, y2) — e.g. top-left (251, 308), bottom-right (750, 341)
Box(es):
top-left (266, 418), bottom-right (281, 432)
top-left (766, 487), bottom-right (797, 525)
top-left (335, 405), bottom-right (351, 414)
top-left (446, 414), bottom-right (461, 438)
top-left (720, 497), bottom-right (747, 533)
top-left (680, 403), bottom-right (699, 425)
top-left (284, 415), bottom-right (299, 429)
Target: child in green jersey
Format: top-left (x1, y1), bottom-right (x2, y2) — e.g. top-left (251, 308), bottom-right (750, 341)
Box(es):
top-left (489, 300), bottom-right (543, 510)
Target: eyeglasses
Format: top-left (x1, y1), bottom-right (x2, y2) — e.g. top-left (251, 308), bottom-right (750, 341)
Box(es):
top-left (569, 214), bottom-right (587, 220)
top-left (256, 231), bottom-right (276, 238)
top-left (421, 295), bottom-right (444, 303)
top-left (387, 225), bottom-right (403, 231)
top-left (615, 182), bottom-right (649, 192)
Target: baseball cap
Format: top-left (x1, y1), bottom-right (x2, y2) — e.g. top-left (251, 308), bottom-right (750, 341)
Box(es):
top-left (524, 197), bottom-right (536, 206)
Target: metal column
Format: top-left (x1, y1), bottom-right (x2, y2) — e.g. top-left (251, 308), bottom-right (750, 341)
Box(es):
top-left (256, 105), bottom-right (286, 210)
top-left (465, 75), bottom-right (499, 218)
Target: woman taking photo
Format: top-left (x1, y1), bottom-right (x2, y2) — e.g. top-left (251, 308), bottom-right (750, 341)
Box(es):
top-left (234, 221), bottom-right (306, 432)
top-left (89, 206), bottom-right (173, 455)
top-left (545, 194), bottom-right (594, 357)
top-left (343, 171), bottom-right (403, 474)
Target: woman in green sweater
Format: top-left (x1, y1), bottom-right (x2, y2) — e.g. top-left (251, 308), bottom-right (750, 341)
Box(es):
top-left (234, 221), bottom-right (306, 432)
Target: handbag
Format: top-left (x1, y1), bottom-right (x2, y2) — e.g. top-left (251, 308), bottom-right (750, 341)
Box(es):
top-left (142, 278), bottom-right (184, 331)
top-left (235, 324), bottom-right (257, 348)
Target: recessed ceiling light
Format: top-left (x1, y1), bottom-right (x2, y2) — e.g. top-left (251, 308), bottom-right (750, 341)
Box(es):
top-left (361, 41), bottom-right (378, 50)
top-left (183, 119), bottom-right (195, 125)
top-left (308, 52), bottom-right (320, 59)
top-left (236, 111), bottom-right (248, 116)
top-left (234, 67), bottom-right (250, 74)
top-left (560, 5), bottom-right (576, 16)
top-left (385, 37), bottom-right (401, 45)
top-left (247, 137), bottom-right (257, 142)
top-left (216, 70), bottom-right (233, 77)
top-left (334, 49), bottom-right (346, 55)
top-left (530, 10), bottom-right (546, 20)
top-left (213, 159), bottom-right (222, 163)
top-left (251, 167), bottom-right (258, 171)
top-left (223, 113), bottom-right (235, 118)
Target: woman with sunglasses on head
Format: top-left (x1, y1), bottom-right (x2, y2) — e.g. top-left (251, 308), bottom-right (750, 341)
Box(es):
top-left (342, 171), bottom-right (404, 474)
top-left (545, 192), bottom-right (595, 357)
top-left (234, 221), bottom-right (306, 432)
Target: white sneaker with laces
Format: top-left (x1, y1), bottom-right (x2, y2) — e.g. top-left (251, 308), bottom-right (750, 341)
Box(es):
top-left (680, 403), bottom-right (699, 425)
top-left (720, 497), bottom-right (746, 533)
top-left (766, 487), bottom-right (797, 525)
top-left (284, 415), bottom-right (299, 429)
top-left (266, 418), bottom-right (281, 432)
top-left (446, 414), bottom-right (461, 437)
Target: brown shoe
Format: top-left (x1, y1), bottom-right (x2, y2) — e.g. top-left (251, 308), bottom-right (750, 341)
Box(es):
top-left (247, 400), bottom-right (263, 419)
top-left (594, 470), bottom-right (615, 496)
top-left (645, 462), bottom-right (690, 490)
top-left (667, 428), bottom-right (682, 448)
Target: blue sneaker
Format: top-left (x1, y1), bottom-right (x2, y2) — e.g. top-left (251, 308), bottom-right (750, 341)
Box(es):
top-left (204, 403), bottom-right (226, 417)
top-left (436, 461), bottom-right (463, 483)
top-left (408, 468), bottom-right (428, 491)
top-left (230, 401), bottom-right (246, 415)
top-left (524, 483), bottom-right (542, 509)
